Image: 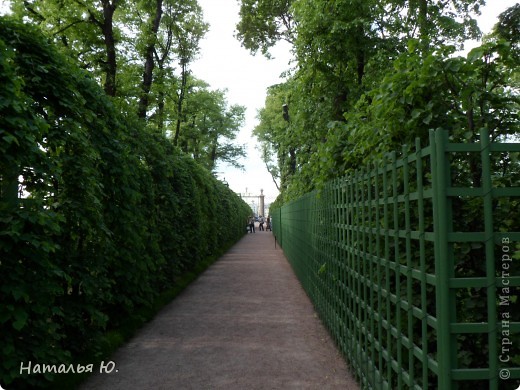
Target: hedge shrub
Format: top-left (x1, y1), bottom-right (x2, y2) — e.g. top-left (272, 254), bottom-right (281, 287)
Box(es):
top-left (0, 18), bottom-right (250, 388)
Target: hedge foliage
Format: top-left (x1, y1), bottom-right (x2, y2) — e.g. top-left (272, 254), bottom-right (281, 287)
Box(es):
top-left (0, 18), bottom-right (251, 388)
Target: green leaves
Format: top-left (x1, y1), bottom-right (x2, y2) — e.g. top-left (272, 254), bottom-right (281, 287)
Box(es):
top-left (12, 308), bottom-right (28, 331)
top-left (248, 0), bottom-right (517, 203)
top-left (9, 0), bottom-right (244, 169)
top-left (236, 0), bottom-right (295, 57)
top-left (180, 86), bottom-right (247, 171)
top-left (0, 19), bottom-right (251, 388)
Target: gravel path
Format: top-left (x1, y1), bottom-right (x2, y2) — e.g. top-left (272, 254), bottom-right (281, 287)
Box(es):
top-left (80, 228), bottom-right (359, 389)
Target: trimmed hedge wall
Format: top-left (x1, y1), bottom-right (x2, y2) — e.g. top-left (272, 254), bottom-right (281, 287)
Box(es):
top-left (0, 19), bottom-right (250, 388)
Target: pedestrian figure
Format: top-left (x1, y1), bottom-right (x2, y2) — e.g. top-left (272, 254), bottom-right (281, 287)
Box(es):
top-left (249, 216), bottom-right (255, 233)
top-left (259, 215), bottom-right (265, 231)
top-left (266, 216), bottom-right (271, 231)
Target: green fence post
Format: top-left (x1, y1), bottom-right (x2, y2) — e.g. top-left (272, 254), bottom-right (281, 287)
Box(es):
top-left (279, 206), bottom-right (283, 248)
top-left (431, 129), bottom-right (455, 389)
top-left (402, 144), bottom-right (414, 387)
top-left (374, 160), bottom-right (384, 389)
top-left (415, 137), bottom-right (429, 388)
top-left (481, 127), bottom-right (498, 389)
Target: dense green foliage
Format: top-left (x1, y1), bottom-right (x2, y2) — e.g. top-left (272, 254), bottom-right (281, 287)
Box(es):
top-left (236, 0), bottom-right (294, 57)
top-left (10, 0), bottom-right (246, 171)
top-left (0, 19), bottom-right (250, 388)
top-left (242, 1), bottom-right (518, 202)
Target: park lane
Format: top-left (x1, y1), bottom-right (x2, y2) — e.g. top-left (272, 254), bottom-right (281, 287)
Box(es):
top-left (81, 228), bottom-right (359, 389)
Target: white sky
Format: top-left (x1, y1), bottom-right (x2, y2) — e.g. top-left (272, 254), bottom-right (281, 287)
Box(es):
top-left (190, 0), bottom-right (291, 203)
top-left (1, 0), bottom-right (517, 204)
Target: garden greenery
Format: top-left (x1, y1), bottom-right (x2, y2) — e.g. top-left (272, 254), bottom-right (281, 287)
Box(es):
top-left (252, 2), bottom-right (519, 388)
top-left (0, 19), bottom-right (250, 388)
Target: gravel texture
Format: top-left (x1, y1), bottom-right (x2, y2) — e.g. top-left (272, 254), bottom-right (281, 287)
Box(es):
top-left (81, 228), bottom-right (359, 390)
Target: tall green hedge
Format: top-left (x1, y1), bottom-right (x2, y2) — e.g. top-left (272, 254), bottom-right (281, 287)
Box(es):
top-left (0, 18), bottom-right (250, 388)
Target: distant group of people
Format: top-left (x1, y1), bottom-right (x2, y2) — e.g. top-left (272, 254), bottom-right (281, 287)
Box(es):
top-left (247, 215), bottom-right (271, 233)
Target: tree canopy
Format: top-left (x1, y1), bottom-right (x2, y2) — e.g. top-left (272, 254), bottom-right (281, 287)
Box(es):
top-left (238, 0), bottom-right (519, 201)
top-left (10, 0), bottom-right (246, 172)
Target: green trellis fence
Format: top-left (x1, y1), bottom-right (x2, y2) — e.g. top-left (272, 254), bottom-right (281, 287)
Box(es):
top-left (271, 129), bottom-right (520, 389)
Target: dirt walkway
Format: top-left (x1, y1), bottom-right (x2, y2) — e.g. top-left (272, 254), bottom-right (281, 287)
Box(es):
top-left (80, 228), bottom-right (359, 389)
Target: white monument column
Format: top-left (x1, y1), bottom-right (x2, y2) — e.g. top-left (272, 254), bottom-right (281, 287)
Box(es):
top-left (259, 189), bottom-right (265, 217)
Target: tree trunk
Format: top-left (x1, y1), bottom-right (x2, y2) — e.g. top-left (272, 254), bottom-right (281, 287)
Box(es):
top-left (289, 147), bottom-right (296, 176)
top-left (264, 160), bottom-right (281, 191)
top-left (209, 139), bottom-right (218, 171)
top-left (157, 87), bottom-right (165, 131)
top-left (418, 0), bottom-right (428, 49)
top-left (154, 23), bottom-right (174, 131)
top-left (101, 0), bottom-right (118, 97)
top-left (173, 61), bottom-right (188, 146)
top-left (138, 0), bottom-right (164, 119)
top-left (356, 51), bottom-right (365, 85)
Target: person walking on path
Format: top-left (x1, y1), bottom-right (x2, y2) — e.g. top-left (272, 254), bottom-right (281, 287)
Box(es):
top-left (266, 216), bottom-right (271, 231)
top-left (259, 215), bottom-right (265, 231)
top-left (248, 216), bottom-right (255, 233)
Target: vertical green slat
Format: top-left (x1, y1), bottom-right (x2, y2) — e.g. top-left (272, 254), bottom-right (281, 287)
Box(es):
top-left (336, 181), bottom-right (342, 345)
top-left (321, 191), bottom-right (325, 316)
top-left (348, 171), bottom-right (356, 372)
top-left (415, 138), bottom-right (429, 388)
top-left (341, 179), bottom-right (348, 362)
top-left (353, 171), bottom-right (360, 376)
top-left (330, 184), bottom-right (333, 326)
top-left (361, 168), bottom-right (369, 378)
top-left (367, 164), bottom-right (376, 386)
top-left (481, 128), bottom-right (498, 389)
top-left (311, 193), bottom-right (315, 301)
top-left (402, 144), bottom-right (414, 387)
top-left (334, 182), bottom-right (339, 349)
top-left (431, 129), bottom-right (454, 389)
top-left (342, 178), bottom-right (350, 359)
top-left (305, 196), bottom-right (309, 293)
top-left (341, 178), bottom-right (348, 355)
top-left (344, 174), bottom-right (352, 370)
top-left (337, 180), bottom-right (342, 345)
top-left (391, 151), bottom-right (403, 389)
top-left (382, 153), bottom-right (392, 386)
top-left (317, 192), bottom-right (322, 314)
top-left (311, 193), bottom-right (315, 299)
top-left (279, 206), bottom-right (282, 248)
top-left (354, 173), bottom-right (361, 374)
top-left (344, 179), bottom-right (350, 357)
top-left (374, 161), bottom-right (384, 390)
top-left (335, 182), bottom-right (340, 340)
top-left (357, 169), bottom-right (364, 375)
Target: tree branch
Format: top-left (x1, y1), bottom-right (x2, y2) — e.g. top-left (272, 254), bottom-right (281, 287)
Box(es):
top-left (52, 19), bottom-right (87, 36)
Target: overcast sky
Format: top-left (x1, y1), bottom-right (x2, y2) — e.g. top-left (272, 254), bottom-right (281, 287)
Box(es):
top-left (190, 0), bottom-right (291, 203)
top-left (0, 0), bottom-right (517, 205)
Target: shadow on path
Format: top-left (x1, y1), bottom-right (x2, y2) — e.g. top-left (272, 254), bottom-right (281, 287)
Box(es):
top-left (81, 230), bottom-right (359, 389)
